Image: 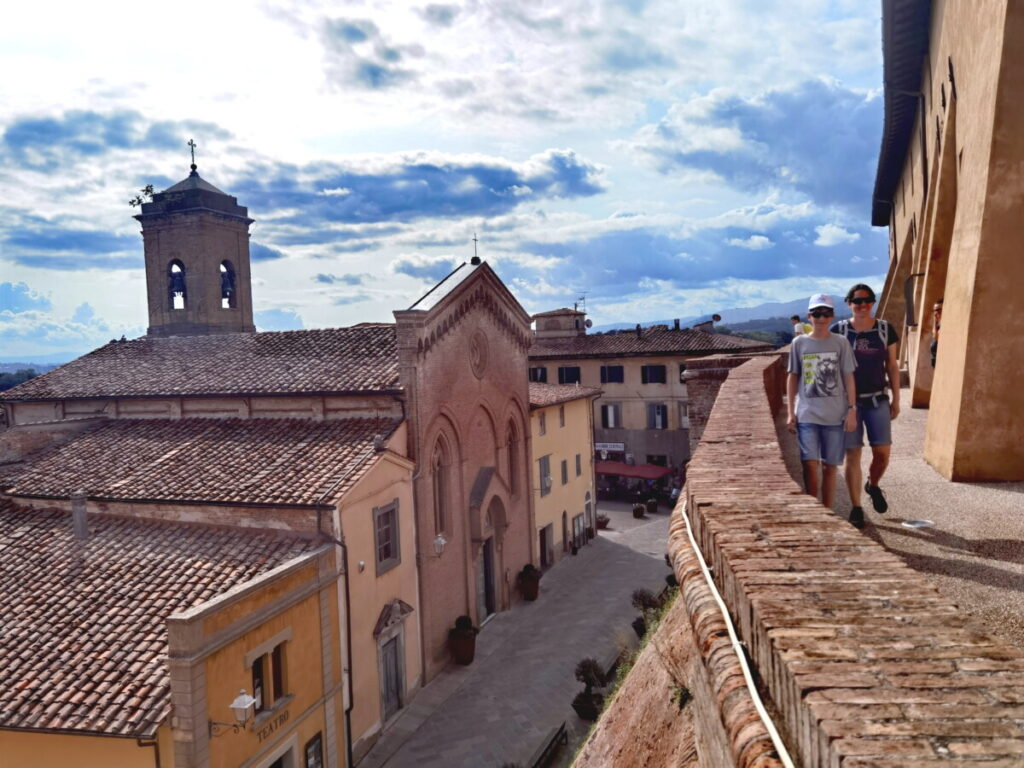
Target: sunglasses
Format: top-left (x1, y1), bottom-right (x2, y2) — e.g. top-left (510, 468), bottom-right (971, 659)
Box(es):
top-left (809, 309), bottom-right (834, 318)
top-left (850, 297), bottom-right (875, 305)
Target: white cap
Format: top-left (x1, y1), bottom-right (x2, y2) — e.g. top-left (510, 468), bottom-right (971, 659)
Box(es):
top-left (808, 293), bottom-right (834, 310)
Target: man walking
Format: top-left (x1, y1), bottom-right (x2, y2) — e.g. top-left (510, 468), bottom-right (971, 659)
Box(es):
top-left (787, 294), bottom-right (858, 514)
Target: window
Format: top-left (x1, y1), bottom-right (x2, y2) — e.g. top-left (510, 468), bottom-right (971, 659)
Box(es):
top-left (646, 454), bottom-right (668, 467)
top-left (374, 501), bottom-right (400, 574)
top-left (600, 365), bottom-right (624, 383)
top-left (678, 362), bottom-right (687, 382)
top-left (305, 733), bottom-right (324, 768)
top-left (561, 459), bottom-right (568, 485)
top-left (600, 403), bottom-right (621, 429)
top-left (575, 454), bottom-right (582, 477)
top-left (251, 641), bottom-right (288, 712)
top-left (431, 439), bottom-right (450, 533)
top-left (558, 405), bottom-right (565, 427)
top-left (529, 367), bottom-right (548, 383)
top-left (558, 366), bottom-right (581, 384)
top-left (220, 260), bottom-right (237, 309)
top-left (539, 412), bottom-right (546, 436)
top-left (641, 365), bottom-right (667, 384)
top-left (679, 403), bottom-right (690, 429)
top-left (539, 455), bottom-right (551, 497)
top-left (647, 403), bottom-right (668, 429)
top-left (167, 260), bottom-right (187, 310)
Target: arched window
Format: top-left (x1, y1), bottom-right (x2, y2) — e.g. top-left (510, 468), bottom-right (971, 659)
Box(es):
top-left (431, 438), bottom-right (450, 534)
top-left (168, 260), bottom-right (187, 310)
top-left (505, 421), bottom-right (518, 494)
top-left (220, 260), bottom-right (237, 309)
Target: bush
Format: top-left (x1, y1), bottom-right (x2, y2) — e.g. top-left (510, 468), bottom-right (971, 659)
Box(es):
top-left (574, 657), bottom-right (605, 693)
top-left (631, 588), bottom-right (660, 612)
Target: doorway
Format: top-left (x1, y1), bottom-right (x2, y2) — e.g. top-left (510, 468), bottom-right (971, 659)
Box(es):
top-left (380, 635), bottom-right (402, 721)
top-left (476, 537), bottom-right (497, 620)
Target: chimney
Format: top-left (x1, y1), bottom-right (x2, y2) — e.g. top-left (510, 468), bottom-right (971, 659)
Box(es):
top-left (635, 323), bottom-right (642, 339)
top-left (673, 318), bottom-right (680, 330)
top-left (71, 490), bottom-right (88, 540)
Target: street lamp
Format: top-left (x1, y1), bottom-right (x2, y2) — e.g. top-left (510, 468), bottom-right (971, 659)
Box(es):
top-left (433, 533), bottom-right (447, 557)
top-left (209, 689), bottom-right (258, 736)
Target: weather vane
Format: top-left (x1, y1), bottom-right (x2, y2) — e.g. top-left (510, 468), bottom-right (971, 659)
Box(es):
top-left (188, 138), bottom-right (197, 170)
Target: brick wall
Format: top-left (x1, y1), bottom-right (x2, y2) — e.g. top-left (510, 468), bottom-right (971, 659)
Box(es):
top-left (683, 355), bottom-right (757, 455)
top-left (679, 353), bottom-right (1024, 766)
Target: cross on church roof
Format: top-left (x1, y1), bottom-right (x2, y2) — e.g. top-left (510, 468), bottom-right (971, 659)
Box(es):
top-left (187, 138), bottom-right (197, 171)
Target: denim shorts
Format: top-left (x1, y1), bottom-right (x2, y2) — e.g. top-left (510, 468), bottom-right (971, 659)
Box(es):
top-left (845, 395), bottom-right (892, 449)
top-left (797, 422), bottom-right (846, 466)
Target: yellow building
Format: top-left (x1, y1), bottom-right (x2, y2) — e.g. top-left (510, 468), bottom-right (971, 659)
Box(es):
top-left (873, 0), bottom-right (1024, 480)
top-left (528, 383), bottom-right (601, 566)
top-left (0, 497), bottom-right (342, 768)
top-left (0, 418), bottom-right (421, 767)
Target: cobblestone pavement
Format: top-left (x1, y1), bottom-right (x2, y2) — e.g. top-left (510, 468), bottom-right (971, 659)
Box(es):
top-left (777, 386), bottom-right (1024, 646)
top-left (359, 501), bottom-right (672, 768)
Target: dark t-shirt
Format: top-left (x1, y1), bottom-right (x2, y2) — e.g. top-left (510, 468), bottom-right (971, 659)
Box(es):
top-left (830, 320), bottom-right (900, 395)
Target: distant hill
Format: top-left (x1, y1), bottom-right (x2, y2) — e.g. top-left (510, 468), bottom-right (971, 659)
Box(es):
top-left (591, 296), bottom-right (852, 334)
top-left (0, 361), bottom-right (60, 374)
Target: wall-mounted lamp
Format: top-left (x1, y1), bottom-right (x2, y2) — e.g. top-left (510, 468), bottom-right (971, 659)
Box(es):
top-left (433, 533), bottom-right (447, 557)
top-left (209, 689), bottom-right (257, 737)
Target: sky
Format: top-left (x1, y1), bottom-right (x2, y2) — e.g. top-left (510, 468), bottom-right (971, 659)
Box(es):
top-left (0, 0), bottom-right (888, 360)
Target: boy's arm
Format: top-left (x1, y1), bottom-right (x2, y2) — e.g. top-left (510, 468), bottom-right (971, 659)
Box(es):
top-left (843, 371), bottom-right (857, 431)
top-left (786, 372), bottom-right (799, 433)
top-left (887, 341), bottom-right (901, 420)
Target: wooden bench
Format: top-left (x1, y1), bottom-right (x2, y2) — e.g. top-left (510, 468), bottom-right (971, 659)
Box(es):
top-left (527, 721), bottom-right (568, 768)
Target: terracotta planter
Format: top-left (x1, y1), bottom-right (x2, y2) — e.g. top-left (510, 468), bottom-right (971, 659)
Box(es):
top-left (449, 630), bottom-right (477, 665)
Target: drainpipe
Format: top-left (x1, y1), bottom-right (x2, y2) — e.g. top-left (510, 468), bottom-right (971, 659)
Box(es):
top-left (136, 737), bottom-right (161, 768)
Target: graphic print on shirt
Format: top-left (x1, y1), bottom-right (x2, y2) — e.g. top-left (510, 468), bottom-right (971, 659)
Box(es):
top-left (802, 352), bottom-right (839, 397)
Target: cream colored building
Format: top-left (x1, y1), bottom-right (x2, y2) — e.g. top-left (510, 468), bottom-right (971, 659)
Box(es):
top-left (528, 383), bottom-right (601, 566)
top-left (528, 309), bottom-right (770, 480)
top-left (873, 0), bottom-right (1024, 480)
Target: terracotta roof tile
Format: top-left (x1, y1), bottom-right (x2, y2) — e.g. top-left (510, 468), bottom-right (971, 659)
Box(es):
top-left (528, 327), bottom-right (771, 360)
top-left (528, 383), bottom-right (602, 409)
top-left (0, 498), bottom-right (320, 737)
top-left (8, 417), bottom-right (401, 506)
top-left (1, 326), bottom-right (400, 401)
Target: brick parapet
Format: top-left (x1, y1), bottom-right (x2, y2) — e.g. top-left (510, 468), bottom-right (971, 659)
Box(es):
top-left (673, 353), bottom-right (1024, 766)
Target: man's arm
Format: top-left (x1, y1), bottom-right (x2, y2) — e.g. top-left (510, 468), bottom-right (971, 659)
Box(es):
top-left (887, 341), bottom-right (901, 420)
top-left (843, 371), bottom-right (857, 431)
top-left (786, 372), bottom-right (799, 433)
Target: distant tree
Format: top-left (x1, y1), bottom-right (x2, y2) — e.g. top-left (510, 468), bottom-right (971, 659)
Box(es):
top-left (0, 369), bottom-right (38, 391)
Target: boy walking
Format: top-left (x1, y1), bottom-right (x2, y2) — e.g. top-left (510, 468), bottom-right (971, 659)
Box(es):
top-left (787, 294), bottom-right (858, 516)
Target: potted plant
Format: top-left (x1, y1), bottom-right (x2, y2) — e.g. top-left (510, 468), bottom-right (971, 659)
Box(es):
top-left (596, 513), bottom-right (610, 530)
top-left (571, 657), bottom-right (606, 721)
top-left (518, 563), bottom-right (542, 601)
top-left (449, 615), bottom-right (479, 665)
top-left (630, 588), bottom-right (661, 638)
top-left (645, 497), bottom-right (658, 515)
top-left (632, 503), bottom-right (646, 519)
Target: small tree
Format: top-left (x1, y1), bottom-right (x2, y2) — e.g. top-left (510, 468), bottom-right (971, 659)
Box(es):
top-left (631, 588), bottom-right (660, 613)
top-left (574, 657), bottom-right (605, 695)
top-left (128, 184), bottom-right (155, 208)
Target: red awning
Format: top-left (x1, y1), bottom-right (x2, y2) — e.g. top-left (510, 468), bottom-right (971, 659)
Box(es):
top-left (595, 461), bottom-right (672, 480)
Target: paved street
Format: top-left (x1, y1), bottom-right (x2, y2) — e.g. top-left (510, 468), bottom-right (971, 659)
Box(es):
top-left (359, 501), bottom-right (671, 768)
top-left (777, 387), bottom-right (1024, 646)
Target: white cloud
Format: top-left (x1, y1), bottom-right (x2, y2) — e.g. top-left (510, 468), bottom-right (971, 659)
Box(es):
top-left (726, 234), bottom-right (773, 250)
top-left (814, 223), bottom-right (860, 246)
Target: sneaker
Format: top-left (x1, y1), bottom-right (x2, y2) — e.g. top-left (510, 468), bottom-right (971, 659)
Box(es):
top-left (864, 482), bottom-right (888, 514)
top-left (849, 506), bottom-right (865, 529)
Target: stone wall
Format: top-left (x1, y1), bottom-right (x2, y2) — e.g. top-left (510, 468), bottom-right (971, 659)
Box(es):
top-left (682, 353), bottom-right (1024, 766)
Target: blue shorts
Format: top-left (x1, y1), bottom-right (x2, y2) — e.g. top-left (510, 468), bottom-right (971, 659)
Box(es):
top-left (845, 395), bottom-right (892, 449)
top-left (797, 423), bottom-right (846, 466)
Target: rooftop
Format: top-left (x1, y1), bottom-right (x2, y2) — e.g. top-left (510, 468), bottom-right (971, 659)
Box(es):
top-left (0, 498), bottom-right (320, 737)
top-left (527, 382), bottom-right (603, 409)
top-left (6, 417), bottom-right (401, 507)
top-left (1, 326), bottom-right (400, 402)
top-left (528, 325), bottom-right (771, 360)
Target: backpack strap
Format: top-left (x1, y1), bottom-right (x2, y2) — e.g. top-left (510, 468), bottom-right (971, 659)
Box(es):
top-left (836, 319), bottom-right (851, 341)
top-left (878, 319), bottom-right (889, 347)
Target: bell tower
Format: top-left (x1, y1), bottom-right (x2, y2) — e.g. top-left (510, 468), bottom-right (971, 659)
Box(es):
top-left (135, 157), bottom-right (256, 337)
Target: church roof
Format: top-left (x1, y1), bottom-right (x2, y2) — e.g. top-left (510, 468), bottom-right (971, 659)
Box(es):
top-left (528, 326), bottom-right (772, 360)
top-left (528, 382), bottom-right (603, 409)
top-left (6, 416), bottom-right (401, 507)
top-left (1, 326), bottom-right (401, 401)
top-left (162, 168), bottom-right (229, 195)
top-left (0, 497), bottom-right (320, 737)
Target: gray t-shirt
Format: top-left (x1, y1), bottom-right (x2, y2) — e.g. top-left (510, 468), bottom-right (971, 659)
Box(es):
top-left (787, 333), bottom-right (856, 425)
